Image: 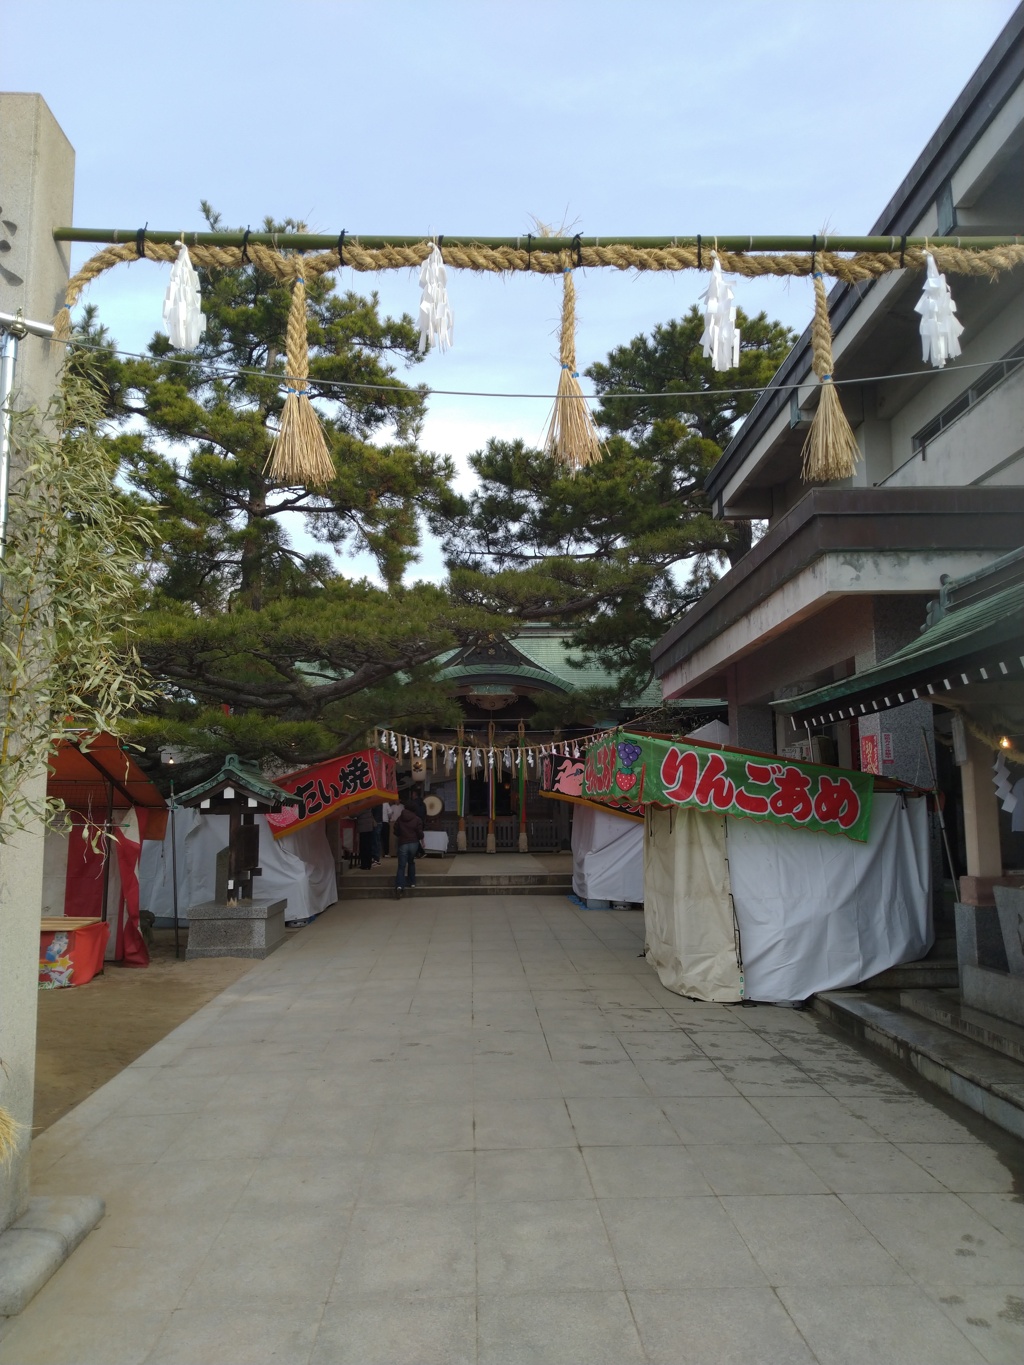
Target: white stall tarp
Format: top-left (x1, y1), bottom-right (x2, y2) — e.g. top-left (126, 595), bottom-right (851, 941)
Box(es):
top-left (644, 807), bottom-right (743, 1001)
top-left (140, 809), bottom-right (337, 925)
top-left (571, 805), bottom-right (644, 905)
top-left (728, 792), bottom-right (931, 1001)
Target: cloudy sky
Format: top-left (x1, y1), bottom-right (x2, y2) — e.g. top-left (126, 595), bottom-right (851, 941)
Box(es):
top-left (2, 0), bottom-right (1018, 576)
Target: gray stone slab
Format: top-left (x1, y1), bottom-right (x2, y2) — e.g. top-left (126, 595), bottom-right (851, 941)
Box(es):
top-left (185, 898), bottom-right (287, 960)
top-left (779, 1285), bottom-right (988, 1364)
top-left (476, 1199), bottom-right (620, 1293)
top-left (581, 1144), bottom-right (712, 1199)
top-left (478, 1291), bottom-right (646, 1365)
top-left (630, 1286), bottom-right (818, 1365)
top-left (962, 964), bottom-right (1024, 1029)
top-left (689, 1143), bottom-right (828, 1195)
top-left (840, 1192), bottom-right (1024, 1285)
top-left (720, 1192), bottom-right (909, 1286)
top-left (994, 885), bottom-right (1024, 975)
top-left (332, 1205), bottom-right (476, 1297)
top-left (475, 1148), bottom-right (593, 1203)
top-left (313, 1295), bottom-right (477, 1365)
top-left (599, 1195), bottom-right (766, 1290)
top-left (0, 1196), bottom-right (104, 1316)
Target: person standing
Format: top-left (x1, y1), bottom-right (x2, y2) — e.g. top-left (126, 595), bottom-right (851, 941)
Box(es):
top-left (408, 785), bottom-right (428, 824)
top-left (386, 800), bottom-right (404, 858)
top-left (393, 803), bottom-right (424, 898)
top-left (355, 808), bottom-right (376, 871)
top-left (370, 803), bottom-right (384, 865)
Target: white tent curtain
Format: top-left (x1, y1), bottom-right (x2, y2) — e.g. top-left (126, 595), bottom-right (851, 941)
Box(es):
top-left (571, 805), bottom-right (644, 904)
top-left (644, 806), bottom-right (744, 1001)
top-left (728, 792), bottom-right (931, 1001)
top-left (139, 809), bottom-right (337, 925)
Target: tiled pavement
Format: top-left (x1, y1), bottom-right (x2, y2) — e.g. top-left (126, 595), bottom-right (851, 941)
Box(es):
top-left (4, 895), bottom-right (1024, 1364)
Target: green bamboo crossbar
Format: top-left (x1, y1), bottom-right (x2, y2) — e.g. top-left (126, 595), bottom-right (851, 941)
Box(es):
top-left (52, 229), bottom-right (1024, 252)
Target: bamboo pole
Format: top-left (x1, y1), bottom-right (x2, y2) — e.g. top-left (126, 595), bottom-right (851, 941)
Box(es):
top-left (51, 228), bottom-right (1024, 253)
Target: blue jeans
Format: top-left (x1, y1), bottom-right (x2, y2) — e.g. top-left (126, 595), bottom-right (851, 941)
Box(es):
top-left (395, 842), bottom-right (419, 889)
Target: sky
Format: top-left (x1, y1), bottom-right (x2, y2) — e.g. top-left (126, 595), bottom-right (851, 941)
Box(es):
top-left (2, 0), bottom-right (1019, 580)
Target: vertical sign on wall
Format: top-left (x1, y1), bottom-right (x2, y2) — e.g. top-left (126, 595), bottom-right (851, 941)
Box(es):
top-left (860, 734), bottom-right (881, 774)
top-left (881, 732), bottom-right (894, 764)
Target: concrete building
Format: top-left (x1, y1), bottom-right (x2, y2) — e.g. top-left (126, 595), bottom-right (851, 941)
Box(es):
top-left (651, 13), bottom-right (1024, 926)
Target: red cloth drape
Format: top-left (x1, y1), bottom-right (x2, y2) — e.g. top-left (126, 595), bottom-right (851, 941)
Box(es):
top-left (63, 813), bottom-right (106, 918)
top-left (114, 808), bottom-right (149, 967)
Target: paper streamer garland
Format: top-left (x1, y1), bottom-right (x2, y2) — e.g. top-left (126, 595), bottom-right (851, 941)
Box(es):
top-left (55, 232), bottom-right (1015, 486)
top-left (162, 242), bottom-right (206, 349)
top-left (375, 725), bottom-right (614, 774)
top-left (915, 252), bottom-right (964, 369)
top-left (699, 254), bottom-right (740, 371)
top-left (418, 243), bottom-right (454, 354)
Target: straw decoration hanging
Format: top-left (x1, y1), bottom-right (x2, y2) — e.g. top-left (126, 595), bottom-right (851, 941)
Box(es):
top-left (543, 259), bottom-right (604, 472)
top-left (800, 272), bottom-right (860, 483)
top-left (0, 1105), bottom-right (23, 1167)
top-left (266, 267), bottom-right (336, 487)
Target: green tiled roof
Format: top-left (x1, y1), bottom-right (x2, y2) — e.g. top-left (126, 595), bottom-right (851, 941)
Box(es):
top-left (174, 753), bottom-right (296, 809)
top-left (774, 577), bottom-right (1024, 717)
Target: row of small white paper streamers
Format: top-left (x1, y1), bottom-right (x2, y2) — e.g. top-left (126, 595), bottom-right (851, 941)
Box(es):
top-left (160, 243), bottom-right (962, 373)
top-left (374, 728), bottom-right (612, 773)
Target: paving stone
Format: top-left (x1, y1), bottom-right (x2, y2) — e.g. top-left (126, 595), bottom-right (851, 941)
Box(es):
top-left (313, 1295), bottom-right (477, 1365)
top-left (779, 1284), bottom-right (988, 1364)
top-left (17, 891), bottom-right (1024, 1364)
top-left (599, 1195), bottom-right (766, 1290)
top-left (477, 1291), bottom-right (646, 1364)
top-left (629, 1286), bottom-right (818, 1364)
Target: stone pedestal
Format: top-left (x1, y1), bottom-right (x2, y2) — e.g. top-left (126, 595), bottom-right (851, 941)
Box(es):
top-left (957, 887), bottom-right (1024, 1030)
top-left (955, 901), bottom-right (1009, 975)
top-left (185, 898), bottom-right (287, 960)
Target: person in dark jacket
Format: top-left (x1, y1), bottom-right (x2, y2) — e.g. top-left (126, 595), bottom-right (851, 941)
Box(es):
top-left (356, 807), bottom-right (376, 871)
top-left (407, 786), bottom-right (428, 824)
top-left (393, 805), bottom-right (424, 896)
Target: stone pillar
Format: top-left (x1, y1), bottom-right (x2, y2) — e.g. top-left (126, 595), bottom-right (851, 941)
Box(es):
top-left (0, 95), bottom-right (101, 1316)
top-left (960, 730), bottom-right (1002, 878)
top-left (726, 666), bottom-right (776, 753)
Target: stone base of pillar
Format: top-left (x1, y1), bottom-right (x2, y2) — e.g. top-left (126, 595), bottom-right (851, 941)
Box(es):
top-left (518, 830), bottom-right (529, 853)
top-left (0, 1196), bottom-right (104, 1317)
top-left (185, 898), bottom-right (287, 959)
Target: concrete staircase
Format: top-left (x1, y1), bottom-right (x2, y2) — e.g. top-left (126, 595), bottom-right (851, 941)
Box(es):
top-left (337, 867), bottom-right (574, 901)
top-left (814, 985), bottom-right (1024, 1141)
top-left (858, 933), bottom-right (960, 990)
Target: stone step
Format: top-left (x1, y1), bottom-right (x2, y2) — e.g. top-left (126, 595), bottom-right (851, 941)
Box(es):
top-left (338, 882), bottom-right (574, 901)
top-left (860, 958), bottom-right (960, 989)
top-left (342, 873), bottom-right (570, 884)
top-left (813, 988), bottom-right (1024, 1142)
top-left (900, 988), bottom-right (1024, 1064)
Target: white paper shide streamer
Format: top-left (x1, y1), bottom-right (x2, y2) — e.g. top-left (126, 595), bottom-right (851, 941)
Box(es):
top-left (993, 752), bottom-right (1017, 814)
top-left (699, 254), bottom-right (740, 371)
top-left (417, 243), bottom-right (454, 354)
top-left (915, 252), bottom-right (963, 369)
top-left (162, 242), bottom-right (207, 350)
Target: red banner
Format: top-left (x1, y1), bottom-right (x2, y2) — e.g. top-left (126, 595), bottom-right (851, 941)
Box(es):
top-left (267, 748), bottom-right (397, 838)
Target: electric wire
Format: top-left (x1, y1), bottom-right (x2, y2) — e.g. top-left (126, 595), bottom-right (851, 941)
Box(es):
top-left (60, 332), bottom-right (1020, 407)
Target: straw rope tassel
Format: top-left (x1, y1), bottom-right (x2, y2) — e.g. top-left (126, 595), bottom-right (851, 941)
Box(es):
top-left (800, 273), bottom-right (860, 482)
top-left (544, 261), bottom-right (604, 471)
top-left (267, 270), bottom-right (335, 487)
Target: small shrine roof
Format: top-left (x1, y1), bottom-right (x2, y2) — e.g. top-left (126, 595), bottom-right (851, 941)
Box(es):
top-left (174, 753), bottom-right (297, 809)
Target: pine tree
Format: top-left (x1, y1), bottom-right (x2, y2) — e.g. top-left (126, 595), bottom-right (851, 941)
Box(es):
top-left (76, 209), bottom-right (492, 780)
top-left (442, 306), bottom-right (795, 698)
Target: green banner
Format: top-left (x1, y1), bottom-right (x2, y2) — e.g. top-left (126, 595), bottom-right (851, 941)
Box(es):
top-left (583, 733), bottom-right (874, 842)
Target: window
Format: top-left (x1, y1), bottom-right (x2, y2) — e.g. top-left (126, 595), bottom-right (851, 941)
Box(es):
top-left (911, 339), bottom-right (1024, 455)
